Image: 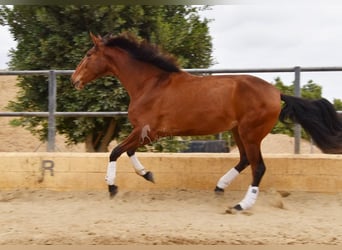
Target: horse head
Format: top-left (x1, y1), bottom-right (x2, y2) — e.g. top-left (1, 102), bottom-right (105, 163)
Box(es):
top-left (71, 33), bottom-right (111, 90)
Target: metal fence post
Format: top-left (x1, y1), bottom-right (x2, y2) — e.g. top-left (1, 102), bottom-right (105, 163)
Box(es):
top-left (47, 70), bottom-right (56, 152)
top-left (294, 66), bottom-right (301, 154)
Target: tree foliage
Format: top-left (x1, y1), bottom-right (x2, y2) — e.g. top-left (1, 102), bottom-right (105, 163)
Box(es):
top-left (0, 5), bottom-right (213, 152)
top-left (333, 98), bottom-right (342, 110)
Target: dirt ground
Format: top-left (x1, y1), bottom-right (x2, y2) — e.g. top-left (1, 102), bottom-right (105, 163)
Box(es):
top-left (0, 189), bottom-right (341, 245)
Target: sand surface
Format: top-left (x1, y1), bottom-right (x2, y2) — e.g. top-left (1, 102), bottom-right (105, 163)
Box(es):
top-left (0, 189), bottom-right (341, 245)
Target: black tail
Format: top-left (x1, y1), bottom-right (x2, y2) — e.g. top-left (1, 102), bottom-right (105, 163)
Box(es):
top-left (280, 94), bottom-right (342, 154)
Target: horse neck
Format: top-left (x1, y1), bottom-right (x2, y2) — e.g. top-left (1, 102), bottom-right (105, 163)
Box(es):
top-left (106, 49), bottom-right (168, 99)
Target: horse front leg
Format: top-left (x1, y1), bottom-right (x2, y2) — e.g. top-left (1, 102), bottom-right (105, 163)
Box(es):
top-left (106, 128), bottom-right (155, 197)
top-left (127, 150), bottom-right (154, 183)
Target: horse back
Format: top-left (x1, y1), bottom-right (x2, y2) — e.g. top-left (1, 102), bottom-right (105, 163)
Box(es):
top-left (128, 72), bottom-right (281, 136)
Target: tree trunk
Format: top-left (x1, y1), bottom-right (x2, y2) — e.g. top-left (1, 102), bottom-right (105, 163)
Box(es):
top-left (84, 119), bottom-right (117, 152)
top-left (97, 118), bottom-right (117, 152)
top-left (85, 134), bottom-right (95, 152)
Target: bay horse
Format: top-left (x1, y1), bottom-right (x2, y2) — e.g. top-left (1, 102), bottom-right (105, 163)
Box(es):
top-left (71, 32), bottom-right (342, 212)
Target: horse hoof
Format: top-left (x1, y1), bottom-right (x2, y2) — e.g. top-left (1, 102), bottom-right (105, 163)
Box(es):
top-left (214, 186), bottom-right (224, 195)
top-left (233, 204), bottom-right (243, 211)
top-left (225, 204), bottom-right (243, 214)
top-left (143, 171), bottom-right (155, 183)
top-left (225, 207), bottom-right (238, 214)
top-left (225, 204), bottom-right (242, 214)
top-left (225, 205), bottom-right (253, 216)
top-left (108, 185), bottom-right (118, 198)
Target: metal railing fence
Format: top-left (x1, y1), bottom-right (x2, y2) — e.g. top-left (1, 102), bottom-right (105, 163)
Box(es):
top-left (1, 66), bottom-right (342, 152)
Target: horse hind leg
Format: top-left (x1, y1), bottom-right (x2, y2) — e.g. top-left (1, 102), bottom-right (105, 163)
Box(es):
top-left (228, 130), bottom-right (267, 212)
top-left (214, 127), bottom-right (250, 194)
top-left (233, 152), bottom-right (265, 212)
top-left (225, 101), bottom-right (279, 213)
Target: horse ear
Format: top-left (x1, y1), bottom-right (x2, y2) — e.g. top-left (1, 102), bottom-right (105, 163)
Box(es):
top-left (90, 32), bottom-right (101, 47)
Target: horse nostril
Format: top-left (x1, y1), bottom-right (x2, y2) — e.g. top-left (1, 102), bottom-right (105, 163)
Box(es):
top-left (73, 80), bottom-right (84, 90)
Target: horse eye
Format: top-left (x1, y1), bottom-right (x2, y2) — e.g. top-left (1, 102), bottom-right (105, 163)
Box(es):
top-left (86, 52), bottom-right (91, 57)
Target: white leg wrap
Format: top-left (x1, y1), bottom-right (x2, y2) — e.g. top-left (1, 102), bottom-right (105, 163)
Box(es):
top-left (130, 155), bottom-right (147, 176)
top-left (105, 161), bottom-right (116, 185)
top-left (238, 185), bottom-right (259, 210)
top-left (217, 168), bottom-right (239, 189)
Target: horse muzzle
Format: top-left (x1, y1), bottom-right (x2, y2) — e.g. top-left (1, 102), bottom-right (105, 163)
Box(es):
top-left (73, 80), bottom-right (84, 90)
top-left (70, 74), bottom-right (84, 90)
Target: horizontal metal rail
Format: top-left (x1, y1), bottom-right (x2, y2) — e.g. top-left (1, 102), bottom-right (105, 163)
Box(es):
top-left (0, 70), bottom-right (74, 75)
top-left (0, 112), bottom-right (128, 117)
top-left (2, 66), bottom-right (342, 76)
top-left (185, 66), bottom-right (342, 74)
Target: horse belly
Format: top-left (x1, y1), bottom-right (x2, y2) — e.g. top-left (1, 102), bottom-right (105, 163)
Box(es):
top-left (156, 97), bottom-right (237, 136)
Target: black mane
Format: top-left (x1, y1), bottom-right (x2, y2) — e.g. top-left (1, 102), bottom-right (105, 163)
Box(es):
top-left (103, 33), bottom-right (180, 73)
